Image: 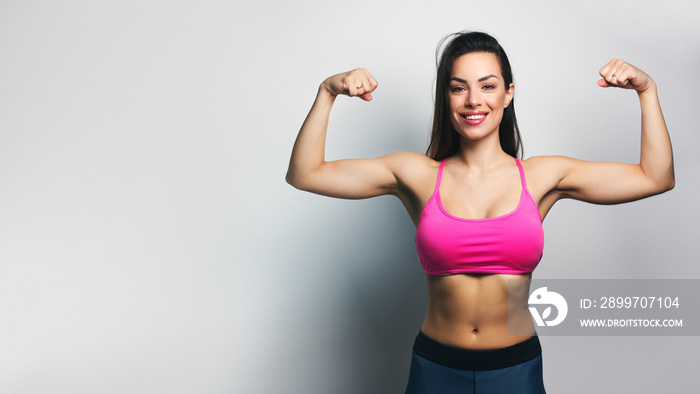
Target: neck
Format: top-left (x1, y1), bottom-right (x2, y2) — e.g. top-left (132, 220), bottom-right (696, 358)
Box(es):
top-left (453, 135), bottom-right (512, 169)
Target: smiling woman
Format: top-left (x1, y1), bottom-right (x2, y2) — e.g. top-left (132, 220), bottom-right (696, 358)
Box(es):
top-left (428, 32), bottom-right (522, 161)
top-left (286, 31), bottom-right (674, 393)
top-left (448, 54), bottom-right (513, 142)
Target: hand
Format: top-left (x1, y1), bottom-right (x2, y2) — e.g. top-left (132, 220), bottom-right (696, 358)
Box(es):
top-left (322, 68), bottom-right (378, 101)
top-left (597, 59), bottom-right (655, 94)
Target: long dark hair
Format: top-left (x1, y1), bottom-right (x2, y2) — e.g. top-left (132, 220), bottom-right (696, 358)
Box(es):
top-left (427, 31), bottom-right (522, 160)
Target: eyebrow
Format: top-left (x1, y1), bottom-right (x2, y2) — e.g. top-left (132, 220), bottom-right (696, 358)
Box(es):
top-left (450, 74), bottom-right (499, 84)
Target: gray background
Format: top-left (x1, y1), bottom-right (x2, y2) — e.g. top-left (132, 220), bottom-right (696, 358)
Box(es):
top-left (1, 0), bottom-right (699, 393)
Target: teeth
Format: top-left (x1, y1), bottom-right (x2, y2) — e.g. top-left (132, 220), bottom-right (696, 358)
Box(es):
top-left (465, 114), bottom-right (485, 120)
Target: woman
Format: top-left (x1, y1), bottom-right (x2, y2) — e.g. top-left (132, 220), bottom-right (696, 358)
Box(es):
top-left (286, 32), bottom-right (674, 393)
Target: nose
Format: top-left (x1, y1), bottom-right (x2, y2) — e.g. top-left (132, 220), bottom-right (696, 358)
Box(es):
top-left (465, 89), bottom-right (481, 108)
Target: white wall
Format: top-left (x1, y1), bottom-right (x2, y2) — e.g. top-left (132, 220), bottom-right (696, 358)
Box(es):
top-left (1, 0), bottom-right (699, 392)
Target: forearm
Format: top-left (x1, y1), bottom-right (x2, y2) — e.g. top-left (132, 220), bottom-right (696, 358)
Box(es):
top-left (286, 86), bottom-right (336, 188)
top-left (638, 84), bottom-right (675, 190)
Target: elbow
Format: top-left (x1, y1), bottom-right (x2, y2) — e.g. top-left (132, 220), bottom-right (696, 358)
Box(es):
top-left (285, 171), bottom-right (301, 189)
top-left (286, 162), bottom-right (325, 191)
top-left (285, 170), bottom-right (310, 191)
top-left (654, 175), bottom-right (675, 194)
top-left (644, 164), bottom-right (675, 195)
top-left (664, 177), bottom-right (675, 192)
top-left (663, 168), bottom-right (676, 192)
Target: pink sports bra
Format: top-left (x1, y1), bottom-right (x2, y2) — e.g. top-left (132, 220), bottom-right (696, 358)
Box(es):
top-left (415, 158), bottom-right (544, 275)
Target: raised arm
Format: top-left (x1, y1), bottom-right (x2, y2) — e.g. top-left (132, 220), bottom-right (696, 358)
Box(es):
top-left (286, 69), bottom-right (407, 199)
top-left (545, 59), bottom-right (674, 205)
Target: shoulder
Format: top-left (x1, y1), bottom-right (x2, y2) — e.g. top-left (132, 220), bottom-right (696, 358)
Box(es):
top-left (520, 155), bottom-right (576, 167)
top-left (382, 151), bottom-right (438, 165)
top-left (379, 152), bottom-right (440, 176)
top-left (520, 155), bottom-right (578, 178)
top-left (518, 155), bottom-right (579, 196)
top-left (381, 151), bottom-right (440, 190)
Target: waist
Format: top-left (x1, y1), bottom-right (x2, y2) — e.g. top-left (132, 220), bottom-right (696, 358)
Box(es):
top-left (412, 331), bottom-right (541, 371)
top-left (423, 272), bottom-right (535, 348)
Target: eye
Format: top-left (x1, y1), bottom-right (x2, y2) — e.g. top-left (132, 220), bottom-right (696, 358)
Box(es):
top-left (482, 84), bottom-right (495, 90)
top-left (450, 86), bottom-right (466, 93)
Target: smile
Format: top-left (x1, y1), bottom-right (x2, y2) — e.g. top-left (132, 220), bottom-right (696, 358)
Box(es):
top-left (459, 112), bottom-right (488, 126)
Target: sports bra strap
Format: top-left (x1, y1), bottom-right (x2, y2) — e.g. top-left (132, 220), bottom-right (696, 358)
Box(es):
top-left (434, 159), bottom-right (447, 193)
top-left (514, 158), bottom-right (528, 189)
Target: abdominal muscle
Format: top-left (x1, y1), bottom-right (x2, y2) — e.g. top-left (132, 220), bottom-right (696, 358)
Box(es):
top-left (421, 272), bottom-right (535, 350)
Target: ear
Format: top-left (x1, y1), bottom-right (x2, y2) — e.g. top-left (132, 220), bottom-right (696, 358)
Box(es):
top-left (505, 83), bottom-right (515, 108)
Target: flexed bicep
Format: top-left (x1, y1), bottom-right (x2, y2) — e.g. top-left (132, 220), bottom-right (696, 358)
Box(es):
top-left (291, 153), bottom-right (421, 199)
top-left (286, 68), bottom-right (385, 198)
top-left (550, 59), bottom-right (674, 205)
top-left (554, 157), bottom-right (670, 204)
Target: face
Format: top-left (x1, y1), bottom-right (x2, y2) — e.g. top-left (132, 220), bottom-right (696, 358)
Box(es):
top-left (448, 52), bottom-right (514, 143)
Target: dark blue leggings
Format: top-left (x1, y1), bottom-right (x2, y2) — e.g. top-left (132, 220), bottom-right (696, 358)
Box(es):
top-left (405, 332), bottom-right (546, 394)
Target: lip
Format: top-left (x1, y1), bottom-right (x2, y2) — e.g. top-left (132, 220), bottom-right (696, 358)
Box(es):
top-left (459, 111), bottom-right (488, 126)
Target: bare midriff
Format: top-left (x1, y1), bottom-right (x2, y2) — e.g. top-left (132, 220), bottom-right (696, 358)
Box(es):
top-left (421, 272), bottom-right (535, 350)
